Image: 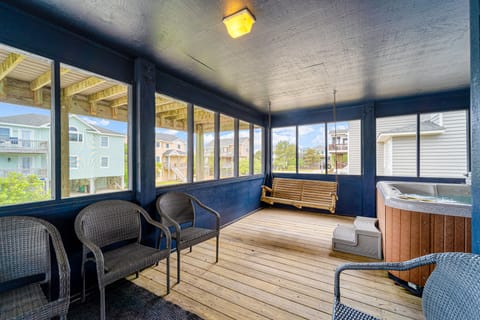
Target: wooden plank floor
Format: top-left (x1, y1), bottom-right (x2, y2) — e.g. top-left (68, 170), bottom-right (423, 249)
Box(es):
top-left (133, 208), bottom-right (423, 320)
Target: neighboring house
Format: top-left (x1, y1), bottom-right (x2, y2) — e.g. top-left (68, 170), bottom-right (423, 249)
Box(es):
top-left (327, 120), bottom-right (361, 175)
top-left (68, 115), bottom-right (125, 193)
top-left (376, 112), bottom-right (467, 177)
top-left (328, 128), bottom-right (349, 171)
top-left (205, 137), bottom-right (249, 177)
top-left (0, 114), bottom-right (50, 181)
top-left (0, 113), bottom-right (125, 194)
top-left (155, 132), bottom-right (187, 182)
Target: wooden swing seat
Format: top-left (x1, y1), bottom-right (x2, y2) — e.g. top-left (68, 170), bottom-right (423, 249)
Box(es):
top-left (261, 177), bottom-right (338, 213)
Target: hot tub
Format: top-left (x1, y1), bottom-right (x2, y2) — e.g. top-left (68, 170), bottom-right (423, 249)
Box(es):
top-left (376, 181), bottom-right (471, 291)
top-left (377, 181), bottom-right (471, 217)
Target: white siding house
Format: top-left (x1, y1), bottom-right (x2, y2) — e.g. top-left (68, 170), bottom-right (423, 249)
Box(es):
top-left (348, 120), bottom-right (361, 175)
top-left (376, 111), bottom-right (467, 177)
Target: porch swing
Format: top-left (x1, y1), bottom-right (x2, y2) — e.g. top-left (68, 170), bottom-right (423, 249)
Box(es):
top-left (260, 91), bottom-right (339, 213)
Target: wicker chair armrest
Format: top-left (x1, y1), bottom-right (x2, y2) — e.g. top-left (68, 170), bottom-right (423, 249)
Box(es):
top-left (334, 253), bottom-right (439, 303)
top-left (137, 209), bottom-right (172, 250)
top-left (188, 194), bottom-right (221, 230)
top-left (74, 220), bottom-right (106, 277)
top-left (158, 209), bottom-right (182, 236)
top-left (43, 220), bottom-right (71, 301)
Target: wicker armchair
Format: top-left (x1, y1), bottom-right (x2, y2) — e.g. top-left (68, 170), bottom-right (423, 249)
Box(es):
top-left (333, 252), bottom-right (480, 320)
top-left (156, 192), bottom-right (220, 283)
top-left (0, 216), bottom-right (70, 320)
top-left (75, 200), bottom-right (171, 320)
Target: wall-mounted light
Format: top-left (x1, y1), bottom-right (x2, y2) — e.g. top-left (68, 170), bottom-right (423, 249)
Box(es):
top-left (223, 8), bottom-right (256, 39)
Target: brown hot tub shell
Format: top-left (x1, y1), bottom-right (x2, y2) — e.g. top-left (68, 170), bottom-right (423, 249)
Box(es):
top-left (376, 185), bottom-right (471, 288)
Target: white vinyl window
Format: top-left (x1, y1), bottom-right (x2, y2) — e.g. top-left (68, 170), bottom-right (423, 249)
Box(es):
top-left (69, 126), bottom-right (83, 142)
top-left (100, 136), bottom-right (109, 148)
top-left (70, 156), bottom-right (79, 169)
top-left (100, 156), bottom-right (109, 168)
top-left (0, 127), bottom-right (10, 141)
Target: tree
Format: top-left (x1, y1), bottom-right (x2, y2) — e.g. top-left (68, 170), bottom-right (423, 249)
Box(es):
top-left (252, 150), bottom-right (263, 173)
top-left (254, 150), bottom-right (262, 161)
top-left (155, 162), bottom-right (163, 177)
top-left (239, 158), bottom-right (249, 175)
top-left (273, 141), bottom-right (296, 171)
top-left (303, 148), bottom-right (322, 168)
top-left (0, 172), bottom-right (50, 205)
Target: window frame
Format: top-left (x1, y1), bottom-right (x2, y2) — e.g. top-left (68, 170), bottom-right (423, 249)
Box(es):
top-left (100, 136), bottom-right (109, 148)
top-left (68, 126), bottom-right (84, 143)
top-left (272, 120), bottom-right (362, 176)
top-left (100, 156), bottom-right (109, 168)
top-left (69, 155), bottom-right (79, 169)
top-left (375, 109), bottom-right (469, 178)
top-left (271, 126), bottom-right (297, 173)
top-left (0, 40), bottom-right (266, 209)
top-left (0, 127), bottom-right (10, 141)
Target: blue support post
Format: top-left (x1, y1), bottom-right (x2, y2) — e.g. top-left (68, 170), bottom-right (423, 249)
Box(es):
top-left (52, 61), bottom-right (61, 200)
top-left (362, 103), bottom-right (376, 217)
top-left (134, 58), bottom-right (156, 207)
top-left (187, 103), bottom-right (194, 182)
top-left (234, 118), bottom-right (239, 177)
top-left (214, 112), bottom-right (220, 180)
top-left (470, 0), bottom-right (480, 253)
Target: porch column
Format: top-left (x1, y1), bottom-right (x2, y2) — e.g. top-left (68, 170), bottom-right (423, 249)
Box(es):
top-left (195, 124), bottom-right (204, 180)
top-left (89, 178), bottom-right (95, 194)
top-left (362, 103), bottom-right (376, 217)
top-left (134, 58), bottom-right (156, 207)
top-left (471, 0), bottom-right (480, 253)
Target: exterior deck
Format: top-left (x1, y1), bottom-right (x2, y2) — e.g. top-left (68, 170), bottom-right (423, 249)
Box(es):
top-left (134, 208), bottom-right (423, 319)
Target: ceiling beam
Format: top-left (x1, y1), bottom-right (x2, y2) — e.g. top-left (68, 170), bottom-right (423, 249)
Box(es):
top-left (155, 101), bottom-right (187, 113)
top-left (159, 108), bottom-right (187, 119)
top-left (155, 96), bottom-right (170, 106)
top-left (0, 53), bottom-right (25, 81)
top-left (88, 84), bottom-right (127, 102)
top-left (110, 95), bottom-right (128, 108)
top-left (63, 76), bottom-right (105, 97)
top-left (194, 110), bottom-right (214, 122)
top-left (30, 67), bottom-right (69, 91)
top-left (2, 76), bottom-right (128, 122)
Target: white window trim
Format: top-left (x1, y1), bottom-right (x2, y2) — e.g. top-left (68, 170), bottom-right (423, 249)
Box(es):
top-left (19, 156), bottom-right (33, 169)
top-left (69, 126), bottom-right (84, 143)
top-left (70, 155), bottom-right (79, 169)
top-left (0, 126), bottom-right (11, 138)
top-left (100, 136), bottom-right (109, 148)
top-left (100, 156), bottom-right (109, 168)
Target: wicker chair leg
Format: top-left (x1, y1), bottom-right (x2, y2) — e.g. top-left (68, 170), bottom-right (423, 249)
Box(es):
top-left (135, 271), bottom-right (139, 279)
top-left (100, 287), bottom-right (106, 320)
top-left (189, 246), bottom-right (192, 253)
top-left (177, 249), bottom-right (181, 284)
top-left (166, 256), bottom-right (170, 294)
top-left (216, 234), bottom-right (219, 263)
top-left (81, 264), bottom-right (86, 302)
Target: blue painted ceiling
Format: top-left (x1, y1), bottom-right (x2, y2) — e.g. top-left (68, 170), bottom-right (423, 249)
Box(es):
top-left (6, 0), bottom-right (470, 112)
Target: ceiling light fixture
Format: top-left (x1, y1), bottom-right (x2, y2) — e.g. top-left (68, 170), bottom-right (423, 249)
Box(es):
top-left (223, 8), bottom-right (256, 39)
